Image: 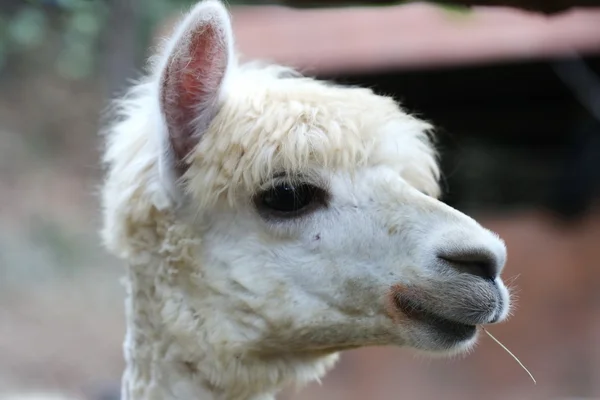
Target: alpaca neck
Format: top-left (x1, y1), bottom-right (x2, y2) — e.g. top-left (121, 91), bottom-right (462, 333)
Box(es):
top-left (120, 263), bottom-right (277, 400)
top-left (117, 211), bottom-right (338, 400)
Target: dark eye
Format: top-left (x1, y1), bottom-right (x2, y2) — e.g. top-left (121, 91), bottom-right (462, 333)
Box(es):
top-left (255, 182), bottom-right (327, 218)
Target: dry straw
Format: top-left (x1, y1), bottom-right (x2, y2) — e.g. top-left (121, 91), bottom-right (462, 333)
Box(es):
top-left (481, 327), bottom-right (537, 384)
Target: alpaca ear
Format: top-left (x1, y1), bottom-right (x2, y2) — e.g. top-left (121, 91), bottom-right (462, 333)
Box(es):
top-left (158, 0), bottom-right (234, 174)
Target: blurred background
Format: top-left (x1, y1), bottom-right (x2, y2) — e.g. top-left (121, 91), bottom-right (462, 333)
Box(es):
top-left (1, 0), bottom-right (600, 399)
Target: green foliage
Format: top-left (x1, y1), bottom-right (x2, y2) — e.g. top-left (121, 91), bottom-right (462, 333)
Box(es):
top-left (0, 0), bottom-right (109, 79)
top-left (0, 6), bottom-right (43, 70)
top-left (7, 6), bottom-right (47, 48)
top-left (434, 2), bottom-right (473, 16)
top-left (0, 0), bottom-right (201, 80)
top-left (57, 1), bottom-right (109, 79)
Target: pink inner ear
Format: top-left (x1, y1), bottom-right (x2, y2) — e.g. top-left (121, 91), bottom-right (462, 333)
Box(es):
top-left (161, 25), bottom-right (228, 170)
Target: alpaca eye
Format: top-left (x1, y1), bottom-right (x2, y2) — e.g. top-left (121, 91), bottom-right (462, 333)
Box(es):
top-left (255, 182), bottom-right (327, 218)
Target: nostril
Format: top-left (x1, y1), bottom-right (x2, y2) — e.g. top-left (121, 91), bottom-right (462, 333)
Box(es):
top-left (438, 249), bottom-right (498, 281)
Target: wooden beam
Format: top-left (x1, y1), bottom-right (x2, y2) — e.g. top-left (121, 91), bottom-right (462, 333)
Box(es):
top-left (280, 0), bottom-right (599, 13)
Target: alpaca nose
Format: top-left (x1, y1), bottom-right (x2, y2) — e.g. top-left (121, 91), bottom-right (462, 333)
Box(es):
top-left (437, 249), bottom-right (499, 281)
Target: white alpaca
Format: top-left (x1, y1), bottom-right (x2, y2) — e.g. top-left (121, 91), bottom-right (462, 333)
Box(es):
top-left (99, 1), bottom-right (512, 399)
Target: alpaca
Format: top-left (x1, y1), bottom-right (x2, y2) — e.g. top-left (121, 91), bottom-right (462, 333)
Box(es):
top-left (99, 1), bottom-right (512, 399)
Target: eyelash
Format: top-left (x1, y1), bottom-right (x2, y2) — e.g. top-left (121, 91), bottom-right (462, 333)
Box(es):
top-left (253, 177), bottom-right (329, 220)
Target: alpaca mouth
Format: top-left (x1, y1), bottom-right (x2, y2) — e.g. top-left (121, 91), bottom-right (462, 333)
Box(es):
top-left (394, 294), bottom-right (477, 342)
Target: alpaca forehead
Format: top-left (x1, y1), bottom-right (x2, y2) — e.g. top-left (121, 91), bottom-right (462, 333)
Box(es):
top-left (185, 73), bottom-right (439, 204)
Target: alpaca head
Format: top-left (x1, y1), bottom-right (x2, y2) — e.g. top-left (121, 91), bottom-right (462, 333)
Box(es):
top-left (102, 0), bottom-right (511, 393)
